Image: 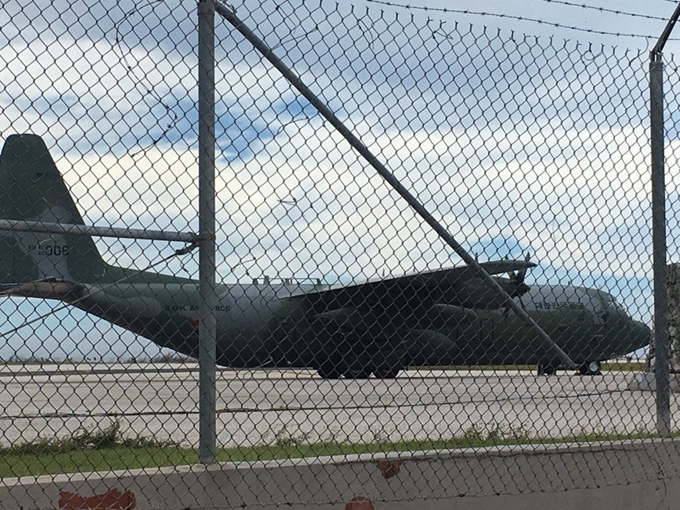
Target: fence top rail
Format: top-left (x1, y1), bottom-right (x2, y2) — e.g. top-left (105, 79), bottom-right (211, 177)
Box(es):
top-left (0, 219), bottom-right (199, 243)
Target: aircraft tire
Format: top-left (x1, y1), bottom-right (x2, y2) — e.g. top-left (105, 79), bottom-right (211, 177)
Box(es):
top-left (578, 361), bottom-right (602, 376)
top-left (538, 363), bottom-right (557, 376)
top-left (373, 368), bottom-right (401, 379)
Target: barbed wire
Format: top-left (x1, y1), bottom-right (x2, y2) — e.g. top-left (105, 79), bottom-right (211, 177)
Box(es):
top-left (271, 24), bottom-right (320, 51)
top-left (363, 0), bottom-right (677, 40)
top-left (113, 0), bottom-right (179, 158)
top-left (517, 0), bottom-right (670, 22)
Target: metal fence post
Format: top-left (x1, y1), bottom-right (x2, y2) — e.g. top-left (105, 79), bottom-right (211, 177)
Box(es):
top-left (649, 0), bottom-right (680, 439)
top-left (651, 56), bottom-right (671, 438)
top-left (198, 0), bottom-right (217, 463)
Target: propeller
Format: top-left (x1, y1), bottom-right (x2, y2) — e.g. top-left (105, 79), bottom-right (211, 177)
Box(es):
top-left (508, 252), bottom-right (532, 304)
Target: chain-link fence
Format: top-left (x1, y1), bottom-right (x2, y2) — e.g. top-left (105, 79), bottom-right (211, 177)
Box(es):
top-left (1, 0), bottom-right (678, 507)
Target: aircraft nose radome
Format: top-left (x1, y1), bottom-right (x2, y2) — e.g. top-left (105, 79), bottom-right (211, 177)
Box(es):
top-left (633, 320), bottom-right (652, 349)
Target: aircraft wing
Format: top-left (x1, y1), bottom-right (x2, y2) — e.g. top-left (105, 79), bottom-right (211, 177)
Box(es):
top-left (289, 259), bottom-right (536, 310)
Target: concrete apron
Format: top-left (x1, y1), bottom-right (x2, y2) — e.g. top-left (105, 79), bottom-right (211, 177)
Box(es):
top-left (628, 372), bottom-right (680, 391)
top-left (2, 439), bottom-right (680, 510)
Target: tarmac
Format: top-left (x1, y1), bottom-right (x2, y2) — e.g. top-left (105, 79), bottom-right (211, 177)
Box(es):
top-left (0, 364), bottom-right (670, 448)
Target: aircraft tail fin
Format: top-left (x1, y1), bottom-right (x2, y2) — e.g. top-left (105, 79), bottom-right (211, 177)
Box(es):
top-left (0, 134), bottom-right (108, 286)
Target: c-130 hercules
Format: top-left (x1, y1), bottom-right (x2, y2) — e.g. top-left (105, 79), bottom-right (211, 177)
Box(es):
top-left (0, 135), bottom-right (649, 378)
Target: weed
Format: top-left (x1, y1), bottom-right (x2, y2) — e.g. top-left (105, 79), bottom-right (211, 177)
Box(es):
top-left (0, 420), bottom-right (177, 457)
top-left (271, 426), bottom-right (310, 447)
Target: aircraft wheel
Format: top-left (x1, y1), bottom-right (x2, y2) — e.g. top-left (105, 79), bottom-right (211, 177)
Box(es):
top-left (578, 361), bottom-right (602, 376)
top-left (317, 365), bottom-right (342, 379)
top-left (373, 367), bottom-right (402, 379)
top-left (538, 363), bottom-right (557, 376)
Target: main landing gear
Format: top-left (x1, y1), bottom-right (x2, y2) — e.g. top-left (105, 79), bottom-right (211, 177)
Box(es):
top-left (537, 363), bottom-right (558, 376)
top-left (315, 330), bottom-right (406, 380)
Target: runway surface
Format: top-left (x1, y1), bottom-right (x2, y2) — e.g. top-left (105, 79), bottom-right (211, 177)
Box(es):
top-left (0, 364), bottom-right (669, 448)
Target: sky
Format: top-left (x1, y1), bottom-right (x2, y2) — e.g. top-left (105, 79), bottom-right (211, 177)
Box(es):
top-left (0, 0), bottom-right (679, 361)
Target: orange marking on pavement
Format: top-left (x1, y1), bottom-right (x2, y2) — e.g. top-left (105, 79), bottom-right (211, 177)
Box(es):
top-left (377, 459), bottom-right (402, 479)
top-left (345, 495), bottom-right (375, 510)
top-left (58, 489), bottom-right (136, 510)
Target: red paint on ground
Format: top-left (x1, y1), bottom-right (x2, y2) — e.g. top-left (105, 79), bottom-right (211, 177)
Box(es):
top-left (377, 459), bottom-right (402, 479)
top-left (345, 495), bottom-right (375, 510)
top-left (58, 489), bottom-right (136, 510)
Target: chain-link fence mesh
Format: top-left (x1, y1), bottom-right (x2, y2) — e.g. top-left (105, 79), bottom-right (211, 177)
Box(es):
top-left (0, 0), bottom-right (675, 507)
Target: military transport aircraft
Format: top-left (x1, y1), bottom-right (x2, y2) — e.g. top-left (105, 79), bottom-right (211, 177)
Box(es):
top-left (0, 134), bottom-right (650, 378)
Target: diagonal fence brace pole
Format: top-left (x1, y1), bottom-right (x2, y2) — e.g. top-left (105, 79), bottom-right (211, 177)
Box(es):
top-left (215, 2), bottom-right (576, 370)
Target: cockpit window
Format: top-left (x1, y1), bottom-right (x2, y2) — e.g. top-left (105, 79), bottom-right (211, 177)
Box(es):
top-left (602, 294), bottom-right (626, 312)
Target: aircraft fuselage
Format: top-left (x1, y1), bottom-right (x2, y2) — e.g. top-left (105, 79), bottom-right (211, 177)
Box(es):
top-left (61, 280), bottom-right (649, 371)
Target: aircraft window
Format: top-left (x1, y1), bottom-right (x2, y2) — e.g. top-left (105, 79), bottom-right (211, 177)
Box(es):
top-left (603, 295), bottom-right (627, 312)
top-left (614, 299), bottom-right (628, 312)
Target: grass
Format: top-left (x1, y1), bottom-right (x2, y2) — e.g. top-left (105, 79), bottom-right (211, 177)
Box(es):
top-left (0, 422), bottom-right (188, 478)
top-left (601, 361), bottom-right (645, 372)
top-left (0, 422), bottom-right (669, 479)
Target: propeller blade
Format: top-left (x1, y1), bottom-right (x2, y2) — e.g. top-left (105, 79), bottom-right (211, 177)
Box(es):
top-left (506, 254), bottom-right (515, 280)
top-left (517, 251), bottom-right (531, 283)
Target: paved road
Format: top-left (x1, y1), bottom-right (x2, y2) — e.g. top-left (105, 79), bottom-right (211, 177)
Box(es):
top-left (0, 364), bottom-right (668, 448)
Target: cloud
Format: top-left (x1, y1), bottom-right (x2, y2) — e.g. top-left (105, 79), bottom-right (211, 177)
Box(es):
top-left (0, 0), bottom-right (665, 361)
top-left (37, 101), bottom-right (653, 301)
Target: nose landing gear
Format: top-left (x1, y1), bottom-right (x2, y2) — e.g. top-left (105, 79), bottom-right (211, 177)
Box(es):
top-left (537, 361), bottom-right (603, 376)
top-left (578, 361), bottom-right (602, 376)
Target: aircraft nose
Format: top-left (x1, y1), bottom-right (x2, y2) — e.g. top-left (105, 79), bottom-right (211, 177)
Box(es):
top-left (631, 320), bottom-right (651, 351)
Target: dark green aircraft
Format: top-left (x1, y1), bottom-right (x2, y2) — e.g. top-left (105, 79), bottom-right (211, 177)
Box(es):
top-left (0, 134), bottom-right (650, 378)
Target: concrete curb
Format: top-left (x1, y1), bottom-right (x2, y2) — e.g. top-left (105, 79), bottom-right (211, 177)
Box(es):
top-left (2, 438), bottom-right (679, 509)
